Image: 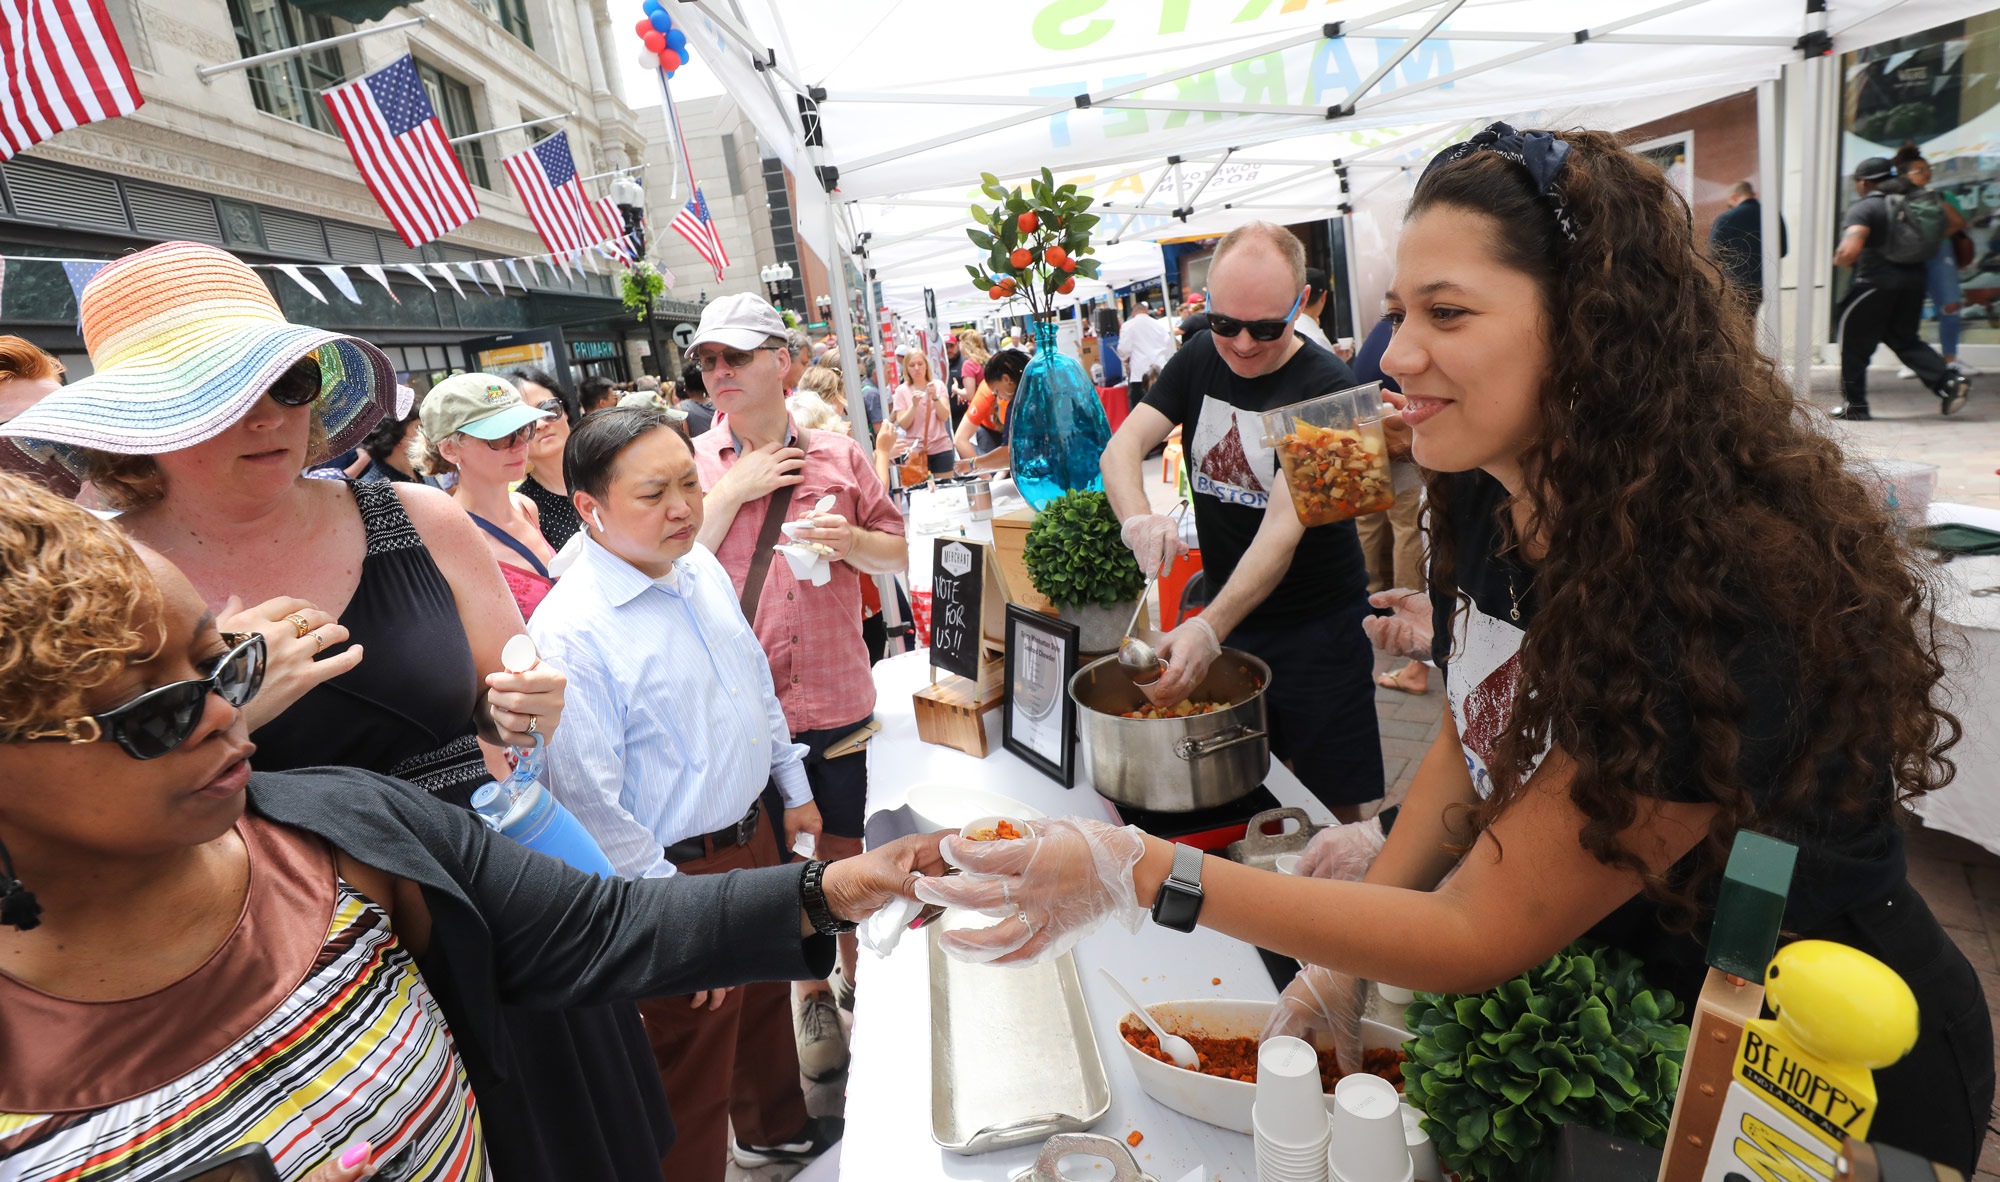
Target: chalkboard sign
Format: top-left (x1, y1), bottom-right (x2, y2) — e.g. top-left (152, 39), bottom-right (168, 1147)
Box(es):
top-left (930, 537), bottom-right (984, 680)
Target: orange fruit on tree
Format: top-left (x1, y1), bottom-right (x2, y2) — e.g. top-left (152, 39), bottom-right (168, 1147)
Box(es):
top-left (1060, 257), bottom-right (1076, 273)
top-left (1045, 245), bottom-right (1068, 266)
top-left (1009, 248), bottom-right (1032, 268)
top-left (988, 287), bottom-right (1005, 300)
top-left (1017, 211), bottom-right (1038, 233)
top-left (1058, 277), bottom-right (1076, 294)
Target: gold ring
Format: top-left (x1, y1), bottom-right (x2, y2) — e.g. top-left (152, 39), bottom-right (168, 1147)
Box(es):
top-left (527, 716), bottom-right (539, 734)
top-left (285, 613), bottom-right (311, 639)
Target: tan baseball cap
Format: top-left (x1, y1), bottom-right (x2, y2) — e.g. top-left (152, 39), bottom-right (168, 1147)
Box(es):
top-left (690, 292), bottom-right (788, 352)
top-left (420, 372), bottom-right (551, 440)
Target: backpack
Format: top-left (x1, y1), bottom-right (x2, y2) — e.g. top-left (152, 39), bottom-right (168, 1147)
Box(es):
top-left (1878, 190), bottom-right (1948, 265)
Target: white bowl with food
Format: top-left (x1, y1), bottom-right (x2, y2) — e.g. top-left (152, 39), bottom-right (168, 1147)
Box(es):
top-left (903, 783), bottom-right (1046, 833)
top-left (957, 816), bottom-right (1035, 843)
top-left (1114, 998), bottom-right (1411, 1135)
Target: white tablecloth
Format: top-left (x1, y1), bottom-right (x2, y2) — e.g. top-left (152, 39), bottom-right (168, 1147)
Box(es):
top-left (842, 650), bottom-right (1335, 1181)
top-left (1914, 502), bottom-right (2000, 855)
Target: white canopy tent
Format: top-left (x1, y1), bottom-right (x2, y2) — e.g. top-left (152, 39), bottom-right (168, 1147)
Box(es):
top-left (663, 0), bottom-right (1989, 433)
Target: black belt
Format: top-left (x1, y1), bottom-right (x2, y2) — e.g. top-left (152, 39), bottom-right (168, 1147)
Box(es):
top-left (664, 799), bottom-right (761, 866)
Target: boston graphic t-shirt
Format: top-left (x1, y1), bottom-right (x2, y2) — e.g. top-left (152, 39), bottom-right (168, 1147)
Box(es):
top-left (1142, 331), bottom-right (1367, 629)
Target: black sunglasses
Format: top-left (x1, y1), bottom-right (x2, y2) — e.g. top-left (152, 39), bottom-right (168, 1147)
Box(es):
top-left (266, 360), bottom-right (322, 407)
top-left (18, 632), bottom-right (266, 760)
top-left (1205, 292), bottom-right (1302, 342)
top-left (697, 345), bottom-right (779, 373)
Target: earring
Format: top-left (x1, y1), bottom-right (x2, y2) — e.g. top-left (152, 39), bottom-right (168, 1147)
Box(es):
top-left (0, 836), bottom-right (41, 931)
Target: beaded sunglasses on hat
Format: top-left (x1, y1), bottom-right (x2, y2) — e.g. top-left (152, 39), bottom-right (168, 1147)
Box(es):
top-left (17, 632), bottom-right (266, 760)
top-left (1205, 291), bottom-right (1302, 342)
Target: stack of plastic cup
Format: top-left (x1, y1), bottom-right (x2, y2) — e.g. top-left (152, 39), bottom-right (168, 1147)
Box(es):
top-left (1252, 1036), bottom-right (1331, 1182)
top-left (1326, 1073), bottom-right (1414, 1182)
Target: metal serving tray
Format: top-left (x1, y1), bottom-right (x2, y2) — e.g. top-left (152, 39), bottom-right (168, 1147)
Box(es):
top-left (928, 915), bottom-right (1113, 1154)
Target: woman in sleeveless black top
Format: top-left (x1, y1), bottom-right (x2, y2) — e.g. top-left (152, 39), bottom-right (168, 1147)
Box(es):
top-left (249, 479), bottom-right (677, 1182)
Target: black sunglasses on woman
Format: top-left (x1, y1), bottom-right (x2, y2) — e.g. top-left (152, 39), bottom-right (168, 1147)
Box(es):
top-left (17, 632), bottom-right (265, 759)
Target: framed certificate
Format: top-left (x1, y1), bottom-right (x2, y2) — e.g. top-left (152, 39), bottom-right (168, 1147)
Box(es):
top-left (1002, 604), bottom-right (1080, 786)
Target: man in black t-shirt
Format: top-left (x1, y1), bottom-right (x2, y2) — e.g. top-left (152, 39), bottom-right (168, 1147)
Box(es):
top-left (1831, 157), bottom-right (1969, 420)
top-left (1102, 222), bottom-right (1383, 821)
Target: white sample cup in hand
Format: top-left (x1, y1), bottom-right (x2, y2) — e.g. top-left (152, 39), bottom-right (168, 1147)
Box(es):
top-left (1327, 1073), bottom-right (1413, 1182)
top-left (1253, 1036), bottom-right (1331, 1182)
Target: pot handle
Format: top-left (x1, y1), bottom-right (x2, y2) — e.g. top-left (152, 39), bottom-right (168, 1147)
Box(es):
top-left (1173, 725), bottom-right (1267, 760)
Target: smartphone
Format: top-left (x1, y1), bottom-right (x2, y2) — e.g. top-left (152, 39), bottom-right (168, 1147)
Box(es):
top-left (144, 1144), bottom-right (282, 1182)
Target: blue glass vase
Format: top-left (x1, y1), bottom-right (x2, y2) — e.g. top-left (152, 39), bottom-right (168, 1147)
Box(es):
top-left (1009, 318), bottom-right (1111, 510)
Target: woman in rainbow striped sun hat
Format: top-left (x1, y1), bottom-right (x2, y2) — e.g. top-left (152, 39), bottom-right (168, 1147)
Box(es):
top-left (0, 243), bottom-right (691, 1179)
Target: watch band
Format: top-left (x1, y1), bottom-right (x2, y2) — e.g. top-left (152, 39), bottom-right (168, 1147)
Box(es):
top-left (1150, 842), bottom-right (1206, 933)
top-left (799, 859), bottom-right (858, 935)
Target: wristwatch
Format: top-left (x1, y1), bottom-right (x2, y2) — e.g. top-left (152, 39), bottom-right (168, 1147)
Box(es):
top-left (799, 860), bottom-right (858, 936)
top-left (1150, 843), bottom-right (1206, 933)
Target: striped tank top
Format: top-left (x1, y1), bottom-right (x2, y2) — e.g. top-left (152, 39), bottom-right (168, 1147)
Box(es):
top-left (0, 816), bottom-right (487, 1182)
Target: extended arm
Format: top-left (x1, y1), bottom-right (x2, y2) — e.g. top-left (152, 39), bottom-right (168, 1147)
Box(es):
top-left (527, 632), bottom-right (675, 879)
top-left (1143, 477), bottom-right (1305, 704)
top-left (1834, 224), bottom-right (1869, 269)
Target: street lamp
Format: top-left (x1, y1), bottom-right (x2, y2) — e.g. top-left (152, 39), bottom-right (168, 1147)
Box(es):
top-left (815, 294), bottom-right (831, 322)
top-left (759, 262), bottom-right (795, 312)
top-left (610, 173), bottom-right (666, 380)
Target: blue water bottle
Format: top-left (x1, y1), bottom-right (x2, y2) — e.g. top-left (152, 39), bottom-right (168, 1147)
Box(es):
top-left (471, 731), bottom-right (617, 877)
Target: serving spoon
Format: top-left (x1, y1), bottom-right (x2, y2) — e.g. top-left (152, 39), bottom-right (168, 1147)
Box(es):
top-left (1100, 968), bottom-right (1200, 1070)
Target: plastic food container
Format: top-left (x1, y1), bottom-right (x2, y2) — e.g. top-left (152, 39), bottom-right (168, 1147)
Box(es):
top-left (1845, 456), bottom-right (1939, 530)
top-left (1260, 382), bottom-right (1394, 527)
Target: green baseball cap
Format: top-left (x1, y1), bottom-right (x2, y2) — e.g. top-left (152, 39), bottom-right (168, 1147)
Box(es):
top-left (420, 372), bottom-right (551, 440)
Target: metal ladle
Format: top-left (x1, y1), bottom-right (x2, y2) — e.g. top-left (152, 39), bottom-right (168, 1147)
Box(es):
top-left (1117, 500), bottom-right (1189, 685)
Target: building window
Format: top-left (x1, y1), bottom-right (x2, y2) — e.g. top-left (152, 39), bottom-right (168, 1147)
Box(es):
top-left (417, 62), bottom-right (490, 190)
top-left (226, 0), bottom-right (345, 133)
top-left (469, 0), bottom-right (532, 47)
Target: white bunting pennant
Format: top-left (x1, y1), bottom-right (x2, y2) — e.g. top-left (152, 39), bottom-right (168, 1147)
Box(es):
top-left (397, 263), bottom-right (437, 292)
top-left (359, 264), bottom-right (400, 304)
top-left (481, 260), bottom-right (507, 296)
top-left (522, 257), bottom-right (541, 286)
top-left (503, 259), bottom-right (525, 291)
top-left (455, 261), bottom-right (488, 295)
top-left (316, 265), bottom-right (362, 304)
top-left (274, 264), bottom-right (327, 303)
top-left (432, 263), bottom-right (467, 299)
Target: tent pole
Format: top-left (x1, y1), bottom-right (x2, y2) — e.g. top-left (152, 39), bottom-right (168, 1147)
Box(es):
top-left (1791, 49), bottom-right (1827, 400)
top-left (1342, 207), bottom-right (1366, 346)
top-left (1756, 79), bottom-right (1782, 352)
top-left (1177, 148), bottom-right (1236, 217)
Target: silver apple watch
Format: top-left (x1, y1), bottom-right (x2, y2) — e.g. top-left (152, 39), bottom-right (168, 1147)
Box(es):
top-left (1149, 843), bottom-right (1206, 933)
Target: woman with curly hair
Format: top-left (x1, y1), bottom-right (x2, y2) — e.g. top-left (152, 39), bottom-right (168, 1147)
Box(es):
top-left (913, 125), bottom-right (1991, 1170)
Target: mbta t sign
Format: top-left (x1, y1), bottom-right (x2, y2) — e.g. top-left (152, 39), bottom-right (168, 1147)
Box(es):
top-left (672, 323), bottom-right (696, 349)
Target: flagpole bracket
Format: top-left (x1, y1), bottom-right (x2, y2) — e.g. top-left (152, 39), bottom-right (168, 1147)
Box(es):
top-left (196, 15), bottom-right (427, 83)
top-left (816, 166), bottom-right (840, 193)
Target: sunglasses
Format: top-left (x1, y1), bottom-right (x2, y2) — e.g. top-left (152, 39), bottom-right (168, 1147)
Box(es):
top-left (19, 632), bottom-right (266, 760)
top-left (696, 346), bottom-right (778, 373)
top-left (266, 363), bottom-right (321, 407)
top-left (472, 424), bottom-right (537, 450)
top-left (1205, 292), bottom-right (1302, 342)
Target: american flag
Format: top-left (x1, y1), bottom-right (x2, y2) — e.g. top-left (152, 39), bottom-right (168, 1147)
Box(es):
top-left (322, 55), bottom-right (477, 248)
top-left (0, 0), bottom-right (142, 160)
top-left (595, 196), bottom-right (635, 263)
top-left (502, 131), bottom-right (607, 266)
top-left (672, 187), bottom-right (728, 280)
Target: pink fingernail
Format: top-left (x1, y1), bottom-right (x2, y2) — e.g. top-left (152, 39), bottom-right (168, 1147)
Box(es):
top-left (339, 1142), bottom-right (372, 1170)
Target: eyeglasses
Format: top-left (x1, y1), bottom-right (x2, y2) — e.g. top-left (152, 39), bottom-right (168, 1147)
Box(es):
top-left (266, 365), bottom-right (321, 407)
top-left (696, 346), bottom-right (778, 373)
top-left (18, 632), bottom-right (266, 760)
top-left (1205, 292), bottom-right (1302, 342)
top-left (474, 424), bottom-right (537, 450)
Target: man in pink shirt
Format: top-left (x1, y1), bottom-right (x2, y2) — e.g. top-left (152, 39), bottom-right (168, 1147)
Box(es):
top-left (689, 293), bottom-right (908, 1079)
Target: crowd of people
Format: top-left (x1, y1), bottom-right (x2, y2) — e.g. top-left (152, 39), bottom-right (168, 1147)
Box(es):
top-left (0, 121), bottom-right (1991, 1182)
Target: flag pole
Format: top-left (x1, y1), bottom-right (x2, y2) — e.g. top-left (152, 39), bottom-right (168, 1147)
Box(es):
top-left (655, 68), bottom-right (684, 203)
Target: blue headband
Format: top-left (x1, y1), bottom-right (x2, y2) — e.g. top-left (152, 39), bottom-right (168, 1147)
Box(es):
top-left (1422, 122), bottom-right (1577, 243)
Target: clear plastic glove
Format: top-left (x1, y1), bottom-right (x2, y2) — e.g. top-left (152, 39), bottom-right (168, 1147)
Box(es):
top-left (1261, 964), bottom-right (1370, 1077)
top-left (1143, 616), bottom-right (1220, 707)
top-left (1120, 513), bottom-right (1189, 578)
top-left (1295, 816), bottom-right (1387, 881)
top-left (911, 817), bottom-right (1148, 966)
top-left (1361, 589), bottom-right (1433, 661)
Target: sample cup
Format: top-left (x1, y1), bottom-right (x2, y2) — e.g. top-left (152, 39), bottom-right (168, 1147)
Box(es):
top-left (1328, 1072), bottom-right (1413, 1182)
top-left (1259, 382), bottom-right (1394, 528)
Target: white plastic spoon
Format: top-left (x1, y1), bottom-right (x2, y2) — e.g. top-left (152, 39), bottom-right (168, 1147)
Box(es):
top-left (1099, 968), bottom-right (1200, 1070)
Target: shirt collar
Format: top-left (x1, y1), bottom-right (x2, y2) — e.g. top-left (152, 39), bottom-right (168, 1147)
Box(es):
top-left (580, 532), bottom-right (690, 606)
top-left (717, 412), bottom-right (798, 461)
